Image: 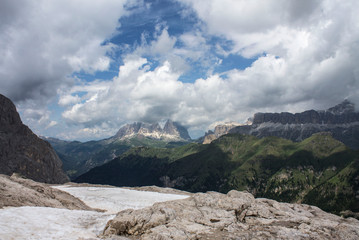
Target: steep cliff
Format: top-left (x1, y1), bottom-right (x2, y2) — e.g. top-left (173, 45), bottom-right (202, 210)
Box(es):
top-left (231, 100), bottom-right (359, 149)
top-left (0, 94), bottom-right (69, 183)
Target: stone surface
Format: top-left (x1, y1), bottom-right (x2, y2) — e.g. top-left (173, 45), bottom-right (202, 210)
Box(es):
top-left (103, 190), bottom-right (359, 240)
top-left (0, 94), bottom-right (69, 183)
top-left (0, 174), bottom-right (93, 210)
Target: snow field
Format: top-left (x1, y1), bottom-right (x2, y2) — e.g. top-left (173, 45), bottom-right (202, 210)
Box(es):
top-left (0, 186), bottom-right (189, 240)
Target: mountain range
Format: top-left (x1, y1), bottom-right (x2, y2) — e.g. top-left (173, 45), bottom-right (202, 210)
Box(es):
top-left (2, 91), bottom-right (359, 217)
top-left (113, 120), bottom-right (191, 141)
top-left (1, 89), bottom-right (359, 232)
top-left (230, 100), bottom-right (359, 149)
top-left (44, 120), bottom-right (191, 179)
top-left (76, 131), bottom-right (359, 216)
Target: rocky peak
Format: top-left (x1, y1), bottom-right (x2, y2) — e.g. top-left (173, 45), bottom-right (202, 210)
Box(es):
top-left (0, 94), bottom-right (69, 184)
top-left (202, 122), bottom-right (246, 144)
top-left (0, 93), bottom-right (22, 126)
top-left (114, 122), bottom-right (159, 139)
top-left (114, 120), bottom-right (191, 141)
top-left (327, 99), bottom-right (355, 115)
top-left (252, 100), bottom-right (359, 125)
top-left (163, 120), bottom-right (191, 140)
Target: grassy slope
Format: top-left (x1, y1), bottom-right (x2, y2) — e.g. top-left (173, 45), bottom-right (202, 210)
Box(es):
top-left (76, 132), bottom-right (359, 215)
top-left (49, 136), bottom-right (190, 179)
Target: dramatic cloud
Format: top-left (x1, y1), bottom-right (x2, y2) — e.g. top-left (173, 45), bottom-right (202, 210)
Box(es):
top-left (178, 0), bottom-right (359, 107)
top-left (1, 0), bottom-right (359, 140)
top-left (0, 0), bottom-right (133, 103)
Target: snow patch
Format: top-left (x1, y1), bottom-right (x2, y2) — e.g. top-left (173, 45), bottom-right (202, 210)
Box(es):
top-left (0, 206), bottom-right (114, 240)
top-left (53, 185), bottom-right (189, 214)
top-left (0, 186), bottom-right (189, 239)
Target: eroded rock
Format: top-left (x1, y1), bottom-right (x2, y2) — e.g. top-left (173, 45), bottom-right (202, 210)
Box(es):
top-left (103, 190), bottom-right (359, 239)
top-left (0, 174), bottom-right (94, 211)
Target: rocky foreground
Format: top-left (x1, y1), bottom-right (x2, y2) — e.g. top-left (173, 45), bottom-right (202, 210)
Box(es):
top-left (103, 190), bottom-right (359, 240)
top-left (0, 174), bottom-right (92, 210)
top-left (1, 174), bottom-right (359, 239)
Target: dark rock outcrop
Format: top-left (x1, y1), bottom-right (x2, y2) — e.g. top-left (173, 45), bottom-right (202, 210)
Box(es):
top-left (0, 94), bottom-right (69, 183)
top-left (231, 100), bottom-right (359, 149)
top-left (103, 190), bottom-right (359, 239)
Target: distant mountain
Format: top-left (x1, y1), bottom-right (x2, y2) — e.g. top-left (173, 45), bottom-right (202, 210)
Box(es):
top-left (46, 120), bottom-right (191, 179)
top-left (75, 132), bottom-right (359, 216)
top-left (0, 94), bottom-right (69, 184)
top-left (230, 100), bottom-right (359, 149)
top-left (201, 121), bottom-right (250, 144)
top-left (112, 120), bottom-right (191, 141)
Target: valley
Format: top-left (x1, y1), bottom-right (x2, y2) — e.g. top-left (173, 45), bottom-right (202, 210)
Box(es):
top-left (2, 1), bottom-right (359, 239)
top-left (1, 92), bottom-right (359, 239)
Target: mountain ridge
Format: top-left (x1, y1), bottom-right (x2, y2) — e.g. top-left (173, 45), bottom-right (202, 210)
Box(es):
top-left (112, 119), bottom-right (191, 141)
top-left (230, 100), bottom-right (359, 149)
top-left (75, 132), bottom-right (359, 216)
top-left (46, 120), bottom-right (191, 179)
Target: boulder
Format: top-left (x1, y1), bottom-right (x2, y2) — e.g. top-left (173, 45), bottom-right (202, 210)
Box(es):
top-left (103, 190), bottom-right (359, 239)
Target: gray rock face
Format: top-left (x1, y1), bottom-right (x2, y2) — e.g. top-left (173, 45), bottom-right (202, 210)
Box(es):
top-left (103, 190), bottom-right (359, 239)
top-left (0, 174), bottom-right (92, 210)
top-left (231, 101), bottom-right (359, 149)
top-left (252, 100), bottom-right (359, 125)
top-left (113, 120), bottom-right (191, 141)
top-left (163, 120), bottom-right (191, 141)
top-left (0, 94), bottom-right (69, 183)
top-left (203, 122), bottom-right (242, 144)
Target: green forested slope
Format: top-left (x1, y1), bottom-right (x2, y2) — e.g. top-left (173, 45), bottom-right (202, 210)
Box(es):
top-left (76, 132), bottom-right (359, 215)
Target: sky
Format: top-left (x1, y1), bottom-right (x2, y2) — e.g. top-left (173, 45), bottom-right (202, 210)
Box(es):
top-left (1, 0), bottom-right (359, 141)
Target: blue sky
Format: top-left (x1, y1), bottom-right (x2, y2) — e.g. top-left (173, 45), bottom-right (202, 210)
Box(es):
top-left (1, 0), bottom-right (359, 141)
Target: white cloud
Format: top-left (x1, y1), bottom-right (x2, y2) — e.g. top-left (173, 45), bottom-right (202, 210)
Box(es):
top-left (0, 0), bottom-right (134, 104)
top-left (177, 0), bottom-right (359, 107)
top-left (58, 94), bottom-right (81, 107)
top-left (3, 0), bottom-right (359, 140)
top-left (46, 121), bottom-right (58, 129)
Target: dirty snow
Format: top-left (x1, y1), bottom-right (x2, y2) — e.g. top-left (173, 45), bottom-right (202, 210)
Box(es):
top-left (53, 185), bottom-right (189, 214)
top-left (0, 186), bottom-right (189, 240)
top-left (0, 207), bottom-right (113, 240)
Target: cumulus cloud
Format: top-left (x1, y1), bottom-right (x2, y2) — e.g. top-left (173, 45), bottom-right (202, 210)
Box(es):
top-left (0, 0), bottom-right (134, 104)
top-left (60, 0), bottom-right (359, 140)
top-left (177, 0), bottom-right (359, 107)
top-left (2, 0), bottom-right (359, 140)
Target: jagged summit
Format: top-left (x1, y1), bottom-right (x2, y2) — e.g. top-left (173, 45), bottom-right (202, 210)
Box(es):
top-left (113, 120), bottom-right (191, 141)
top-left (327, 99), bottom-right (355, 115)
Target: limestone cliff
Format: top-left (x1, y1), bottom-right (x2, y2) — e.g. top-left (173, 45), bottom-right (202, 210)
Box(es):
top-left (230, 100), bottom-right (359, 149)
